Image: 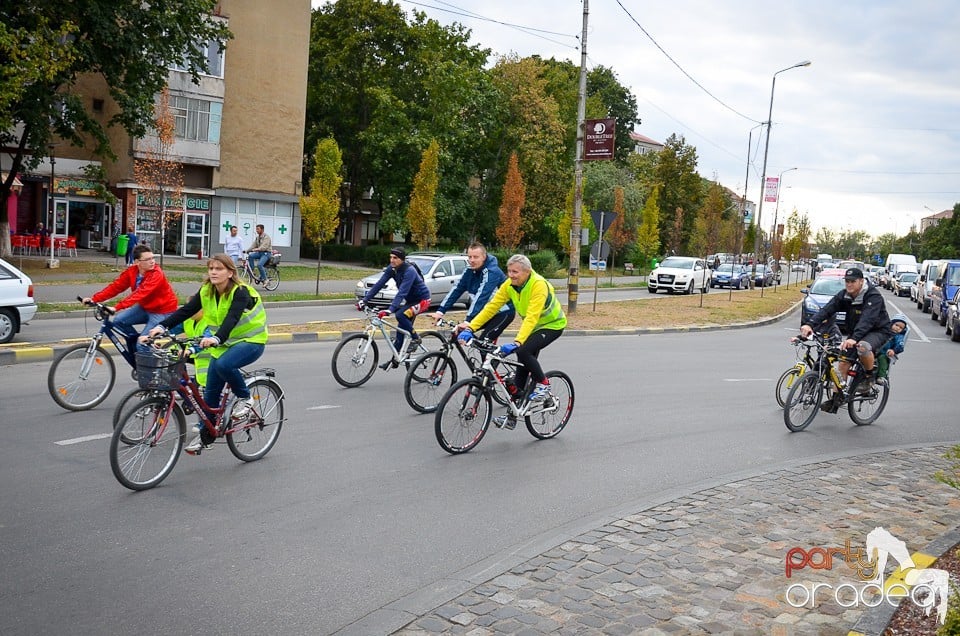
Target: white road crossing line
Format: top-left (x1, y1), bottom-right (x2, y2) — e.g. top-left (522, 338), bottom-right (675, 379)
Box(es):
top-left (54, 433), bottom-right (112, 446)
top-left (723, 378), bottom-right (771, 382)
top-left (306, 405), bottom-right (341, 411)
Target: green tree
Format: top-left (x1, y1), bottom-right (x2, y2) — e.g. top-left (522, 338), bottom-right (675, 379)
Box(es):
top-left (782, 209), bottom-right (812, 263)
top-left (300, 137), bottom-right (343, 293)
top-left (496, 152), bottom-right (525, 250)
top-left (408, 140), bottom-right (440, 249)
top-left (654, 134), bottom-right (702, 253)
top-left (689, 182), bottom-right (726, 258)
top-left (0, 0), bottom-right (230, 257)
top-left (307, 0), bottom-right (495, 244)
top-left (635, 185), bottom-right (661, 269)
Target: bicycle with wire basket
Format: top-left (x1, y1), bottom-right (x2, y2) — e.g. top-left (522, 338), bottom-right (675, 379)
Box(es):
top-left (330, 306), bottom-right (446, 387)
top-left (434, 338), bottom-right (574, 454)
top-left (238, 250), bottom-right (281, 291)
top-left (47, 296), bottom-right (139, 411)
top-left (403, 318), bottom-right (514, 413)
top-left (782, 332), bottom-right (890, 432)
top-left (109, 332), bottom-right (285, 491)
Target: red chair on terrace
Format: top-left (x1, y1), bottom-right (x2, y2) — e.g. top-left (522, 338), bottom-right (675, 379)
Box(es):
top-left (11, 235), bottom-right (27, 255)
top-left (64, 236), bottom-right (78, 257)
top-left (54, 237), bottom-right (68, 256)
top-left (25, 235), bottom-right (40, 255)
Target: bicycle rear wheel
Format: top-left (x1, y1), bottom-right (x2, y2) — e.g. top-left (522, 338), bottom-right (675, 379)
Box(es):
top-left (435, 378), bottom-right (492, 454)
top-left (48, 342), bottom-right (117, 411)
top-left (112, 387), bottom-right (157, 444)
top-left (227, 378), bottom-right (284, 461)
top-left (239, 263), bottom-right (254, 285)
top-left (783, 373), bottom-right (823, 432)
top-left (331, 333), bottom-right (378, 387)
top-left (404, 351), bottom-right (458, 413)
top-left (775, 366), bottom-right (804, 408)
top-left (263, 266), bottom-right (280, 291)
top-left (525, 370), bottom-right (574, 439)
top-left (110, 396), bottom-right (185, 491)
top-left (848, 376), bottom-right (890, 425)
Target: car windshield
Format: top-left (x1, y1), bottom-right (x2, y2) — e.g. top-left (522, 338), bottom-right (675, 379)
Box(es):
top-left (899, 273), bottom-right (918, 282)
top-left (660, 257), bottom-right (695, 269)
top-left (407, 256), bottom-right (435, 274)
top-left (810, 277), bottom-right (845, 296)
top-left (716, 264), bottom-right (739, 273)
top-left (947, 267), bottom-right (960, 286)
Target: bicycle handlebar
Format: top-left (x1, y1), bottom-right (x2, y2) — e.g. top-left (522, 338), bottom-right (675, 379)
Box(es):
top-left (78, 296), bottom-right (116, 317)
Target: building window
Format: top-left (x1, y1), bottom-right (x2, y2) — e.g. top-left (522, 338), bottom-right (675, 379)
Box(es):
top-left (171, 38), bottom-right (224, 78)
top-left (171, 96), bottom-right (218, 142)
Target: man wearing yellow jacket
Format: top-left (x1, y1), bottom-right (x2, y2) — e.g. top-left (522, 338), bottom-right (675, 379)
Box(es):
top-left (458, 254), bottom-right (566, 428)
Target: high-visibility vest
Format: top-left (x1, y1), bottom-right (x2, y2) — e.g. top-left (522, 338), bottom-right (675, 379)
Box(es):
top-left (183, 315), bottom-right (210, 387)
top-left (199, 283), bottom-right (268, 360)
top-left (505, 271), bottom-right (566, 340)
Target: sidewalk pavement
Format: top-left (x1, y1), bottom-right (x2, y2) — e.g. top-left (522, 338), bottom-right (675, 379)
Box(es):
top-left (364, 445), bottom-right (960, 636)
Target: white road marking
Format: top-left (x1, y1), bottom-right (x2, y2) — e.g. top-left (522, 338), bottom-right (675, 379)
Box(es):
top-left (306, 405), bottom-right (341, 411)
top-left (723, 379), bottom-right (771, 382)
top-left (55, 433), bottom-right (112, 446)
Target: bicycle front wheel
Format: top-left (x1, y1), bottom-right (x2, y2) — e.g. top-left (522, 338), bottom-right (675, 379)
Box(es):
top-left (227, 378), bottom-right (284, 461)
top-left (48, 343), bottom-right (117, 411)
top-left (331, 333), bottom-right (378, 387)
top-left (525, 370), bottom-right (574, 439)
top-left (435, 378), bottom-right (492, 454)
top-left (109, 396), bottom-right (185, 491)
top-left (783, 373), bottom-right (823, 432)
top-left (239, 263), bottom-right (254, 285)
top-left (263, 266), bottom-right (280, 291)
top-left (848, 376), bottom-right (890, 425)
top-left (775, 366), bottom-right (804, 408)
top-left (404, 351), bottom-right (458, 413)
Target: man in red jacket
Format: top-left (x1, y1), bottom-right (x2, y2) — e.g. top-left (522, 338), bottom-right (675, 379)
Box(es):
top-left (82, 244), bottom-right (178, 352)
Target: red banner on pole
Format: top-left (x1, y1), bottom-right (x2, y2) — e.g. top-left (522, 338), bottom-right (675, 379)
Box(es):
top-left (584, 118), bottom-right (616, 161)
top-left (764, 176), bottom-right (780, 203)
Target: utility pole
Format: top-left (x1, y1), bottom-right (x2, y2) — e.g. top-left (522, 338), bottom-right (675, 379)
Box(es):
top-left (568, 0), bottom-right (589, 315)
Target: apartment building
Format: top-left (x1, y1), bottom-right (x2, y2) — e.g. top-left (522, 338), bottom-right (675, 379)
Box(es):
top-left (8, 0), bottom-right (310, 260)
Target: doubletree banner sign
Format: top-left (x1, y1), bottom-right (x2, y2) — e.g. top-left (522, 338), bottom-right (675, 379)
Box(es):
top-left (136, 192), bottom-right (211, 212)
top-left (584, 118), bottom-right (616, 161)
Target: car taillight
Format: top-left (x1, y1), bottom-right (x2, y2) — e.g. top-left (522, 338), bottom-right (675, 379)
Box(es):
top-left (28, 284), bottom-right (34, 298)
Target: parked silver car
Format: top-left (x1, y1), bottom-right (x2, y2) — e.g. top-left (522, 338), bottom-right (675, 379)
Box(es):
top-left (355, 252), bottom-right (470, 308)
top-left (0, 257), bottom-right (38, 343)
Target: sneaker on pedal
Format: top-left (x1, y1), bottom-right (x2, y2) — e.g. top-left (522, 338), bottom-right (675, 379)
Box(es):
top-left (819, 395), bottom-right (840, 413)
top-left (379, 359), bottom-right (399, 370)
top-left (406, 337), bottom-right (422, 353)
top-left (185, 429), bottom-right (215, 454)
top-left (528, 382), bottom-right (551, 402)
top-left (856, 375), bottom-right (876, 395)
top-left (231, 397), bottom-right (255, 420)
top-left (493, 414), bottom-right (517, 430)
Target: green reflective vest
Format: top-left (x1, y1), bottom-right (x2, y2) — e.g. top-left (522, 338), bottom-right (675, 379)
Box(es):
top-left (183, 316), bottom-right (210, 387)
top-left (199, 282), bottom-right (268, 360)
top-left (505, 271), bottom-right (566, 343)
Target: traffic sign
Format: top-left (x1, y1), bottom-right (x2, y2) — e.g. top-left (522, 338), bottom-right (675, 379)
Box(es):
top-left (589, 210), bottom-right (617, 233)
top-left (590, 240), bottom-right (610, 261)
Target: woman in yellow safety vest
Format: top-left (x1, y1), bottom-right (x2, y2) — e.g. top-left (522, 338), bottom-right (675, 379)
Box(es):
top-left (458, 254), bottom-right (566, 427)
top-left (146, 254), bottom-right (268, 453)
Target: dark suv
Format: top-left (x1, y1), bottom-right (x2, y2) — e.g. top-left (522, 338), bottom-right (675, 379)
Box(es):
top-left (355, 252), bottom-right (470, 308)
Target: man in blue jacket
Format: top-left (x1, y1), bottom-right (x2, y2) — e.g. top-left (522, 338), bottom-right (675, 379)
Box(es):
top-left (432, 242), bottom-right (515, 341)
top-left (357, 247), bottom-right (431, 369)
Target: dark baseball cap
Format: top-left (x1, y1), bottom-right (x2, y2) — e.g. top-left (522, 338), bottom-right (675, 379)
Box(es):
top-left (844, 267), bottom-right (864, 281)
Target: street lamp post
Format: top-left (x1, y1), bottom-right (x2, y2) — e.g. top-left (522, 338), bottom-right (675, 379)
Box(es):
top-left (770, 167), bottom-right (797, 289)
top-left (48, 146), bottom-right (59, 268)
top-left (750, 60), bottom-right (811, 290)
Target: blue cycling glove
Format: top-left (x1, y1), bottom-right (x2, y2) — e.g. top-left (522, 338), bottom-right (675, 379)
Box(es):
top-left (457, 329), bottom-right (473, 343)
top-left (499, 342), bottom-right (519, 356)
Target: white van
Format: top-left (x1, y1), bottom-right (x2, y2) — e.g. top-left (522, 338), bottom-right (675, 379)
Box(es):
top-left (885, 253), bottom-right (918, 277)
top-left (917, 259), bottom-right (944, 313)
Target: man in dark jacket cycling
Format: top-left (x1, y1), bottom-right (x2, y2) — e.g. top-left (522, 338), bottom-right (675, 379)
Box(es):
top-left (431, 242), bottom-right (515, 341)
top-left (357, 247), bottom-right (431, 369)
top-left (800, 267), bottom-right (891, 406)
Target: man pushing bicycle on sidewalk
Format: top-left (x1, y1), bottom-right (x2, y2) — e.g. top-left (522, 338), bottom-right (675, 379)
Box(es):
top-left (799, 267), bottom-right (891, 412)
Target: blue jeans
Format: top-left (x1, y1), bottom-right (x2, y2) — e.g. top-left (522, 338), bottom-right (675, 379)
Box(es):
top-left (248, 251), bottom-right (270, 281)
top-left (113, 305), bottom-right (171, 353)
top-left (203, 341), bottom-right (265, 412)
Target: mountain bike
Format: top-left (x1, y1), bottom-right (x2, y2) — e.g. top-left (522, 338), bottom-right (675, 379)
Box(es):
top-left (782, 333), bottom-right (890, 432)
top-left (110, 333), bottom-right (284, 491)
top-left (239, 250), bottom-right (281, 291)
top-left (775, 330), bottom-right (842, 407)
top-left (330, 306), bottom-right (446, 387)
top-left (434, 339), bottom-right (574, 454)
top-left (47, 297), bottom-right (138, 411)
top-left (403, 318), bottom-right (514, 413)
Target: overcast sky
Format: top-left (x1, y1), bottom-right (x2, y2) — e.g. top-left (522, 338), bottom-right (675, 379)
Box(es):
top-left (315, 0), bottom-right (960, 238)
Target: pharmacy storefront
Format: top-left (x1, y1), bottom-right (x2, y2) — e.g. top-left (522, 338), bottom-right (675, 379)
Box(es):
top-left (210, 192), bottom-right (297, 258)
top-left (135, 191), bottom-right (212, 258)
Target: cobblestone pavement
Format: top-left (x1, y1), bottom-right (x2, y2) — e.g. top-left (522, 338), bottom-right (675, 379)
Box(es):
top-left (393, 446), bottom-right (960, 636)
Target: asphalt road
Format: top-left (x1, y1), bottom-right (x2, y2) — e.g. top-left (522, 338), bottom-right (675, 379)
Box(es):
top-left (1, 287), bottom-right (954, 635)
